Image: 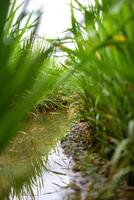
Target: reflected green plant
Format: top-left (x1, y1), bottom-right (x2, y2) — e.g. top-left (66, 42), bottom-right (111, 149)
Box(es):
top-left (0, 112), bottom-right (69, 200)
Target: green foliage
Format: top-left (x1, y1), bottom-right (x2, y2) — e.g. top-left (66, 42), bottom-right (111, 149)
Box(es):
top-left (56, 0), bottom-right (134, 189)
top-left (0, 0), bottom-right (61, 150)
top-left (1, 0), bottom-right (134, 196)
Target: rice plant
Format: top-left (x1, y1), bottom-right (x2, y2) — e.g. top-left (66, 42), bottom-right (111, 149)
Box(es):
top-left (1, 0), bottom-right (134, 198)
top-left (0, 0), bottom-right (62, 150)
top-left (55, 0), bottom-right (134, 190)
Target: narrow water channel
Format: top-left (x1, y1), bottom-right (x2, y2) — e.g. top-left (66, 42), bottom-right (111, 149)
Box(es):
top-left (30, 145), bottom-right (72, 200)
top-left (13, 144), bottom-right (73, 200)
top-left (0, 113), bottom-right (75, 200)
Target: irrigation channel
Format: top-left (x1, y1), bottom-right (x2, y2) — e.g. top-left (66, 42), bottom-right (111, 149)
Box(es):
top-left (13, 145), bottom-right (74, 200)
top-left (1, 112), bottom-right (134, 200)
top-left (0, 112), bottom-right (83, 200)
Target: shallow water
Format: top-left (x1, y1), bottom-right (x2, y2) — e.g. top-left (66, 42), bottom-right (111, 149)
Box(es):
top-left (31, 145), bottom-right (71, 200)
top-left (13, 145), bottom-right (72, 200)
top-left (0, 112), bottom-right (73, 200)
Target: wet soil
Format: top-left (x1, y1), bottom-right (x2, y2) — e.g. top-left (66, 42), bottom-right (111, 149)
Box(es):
top-left (61, 121), bottom-right (134, 200)
top-left (61, 121), bottom-right (110, 200)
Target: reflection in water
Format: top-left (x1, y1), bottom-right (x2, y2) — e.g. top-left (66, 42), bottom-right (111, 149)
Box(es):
top-left (13, 145), bottom-right (72, 200)
top-left (33, 145), bottom-right (71, 200)
top-left (0, 113), bottom-right (71, 200)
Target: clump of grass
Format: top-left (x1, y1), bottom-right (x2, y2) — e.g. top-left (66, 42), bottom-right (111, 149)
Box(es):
top-left (0, 0), bottom-right (63, 150)
top-left (55, 0), bottom-right (134, 193)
